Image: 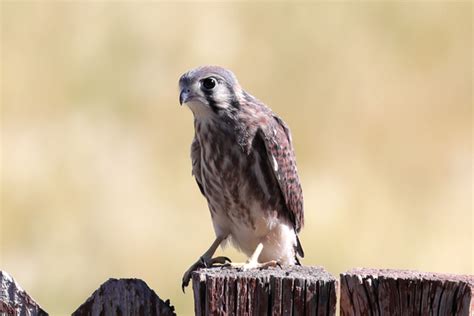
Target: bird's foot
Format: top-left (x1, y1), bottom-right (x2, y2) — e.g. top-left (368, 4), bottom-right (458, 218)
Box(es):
top-left (226, 242), bottom-right (280, 271)
top-left (182, 256), bottom-right (231, 292)
top-left (230, 260), bottom-right (280, 271)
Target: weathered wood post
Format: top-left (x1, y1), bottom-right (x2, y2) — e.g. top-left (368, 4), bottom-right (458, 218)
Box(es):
top-left (340, 268), bottom-right (474, 316)
top-left (192, 266), bottom-right (337, 315)
top-left (0, 270), bottom-right (48, 316)
top-left (72, 278), bottom-right (176, 316)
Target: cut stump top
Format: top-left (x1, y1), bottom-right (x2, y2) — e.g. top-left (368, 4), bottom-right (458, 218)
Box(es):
top-left (193, 265), bottom-right (336, 282)
top-left (343, 267), bottom-right (474, 285)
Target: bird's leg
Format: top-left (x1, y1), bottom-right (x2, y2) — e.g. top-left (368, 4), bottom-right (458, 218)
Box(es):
top-left (231, 242), bottom-right (279, 271)
top-left (182, 236), bottom-right (231, 291)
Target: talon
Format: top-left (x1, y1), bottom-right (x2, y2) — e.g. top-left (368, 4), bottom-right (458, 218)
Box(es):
top-left (182, 271), bottom-right (193, 293)
top-left (182, 261), bottom-right (202, 292)
top-left (182, 275), bottom-right (190, 293)
top-left (199, 256), bottom-right (207, 268)
top-left (258, 260), bottom-right (279, 270)
top-left (182, 255), bottom-right (234, 293)
top-left (211, 256), bottom-right (232, 265)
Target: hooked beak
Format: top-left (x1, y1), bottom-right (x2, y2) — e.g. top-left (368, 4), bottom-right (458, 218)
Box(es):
top-left (179, 89), bottom-right (191, 105)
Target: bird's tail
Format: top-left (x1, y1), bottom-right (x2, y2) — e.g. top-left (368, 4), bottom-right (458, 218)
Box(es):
top-left (295, 235), bottom-right (305, 265)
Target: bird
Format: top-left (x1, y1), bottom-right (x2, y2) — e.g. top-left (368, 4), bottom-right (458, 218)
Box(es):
top-left (179, 66), bottom-right (304, 291)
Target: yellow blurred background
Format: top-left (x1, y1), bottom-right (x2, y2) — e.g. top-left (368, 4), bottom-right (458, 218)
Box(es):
top-left (1, 1), bottom-right (472, 315)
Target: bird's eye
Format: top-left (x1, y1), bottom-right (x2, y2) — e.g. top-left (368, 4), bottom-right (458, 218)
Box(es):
top-left (202, 77), bottom-right (217, 90)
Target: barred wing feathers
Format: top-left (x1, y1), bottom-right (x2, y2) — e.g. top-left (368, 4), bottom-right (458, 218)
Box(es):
top-left (257, 115), bottom-right (304, 234)
top-left (191, 136), bottom-right (205, 196)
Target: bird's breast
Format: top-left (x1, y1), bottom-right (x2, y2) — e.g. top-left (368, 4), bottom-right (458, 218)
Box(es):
top-left (196, 120), bottom-right (284, 233)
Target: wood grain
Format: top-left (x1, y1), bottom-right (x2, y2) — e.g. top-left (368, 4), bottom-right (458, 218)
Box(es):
top-left (192, 266), bottom-right (337, 316)
top-left (340, 268), bottom-right (474, 316)
top-left (72, 278), bottom-right (176, 316)
top-left (0, 270), bottom-right (48, 316)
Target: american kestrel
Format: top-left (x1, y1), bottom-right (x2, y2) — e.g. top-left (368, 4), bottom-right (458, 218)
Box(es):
top-left (179, 66), bottom-right (304, 290)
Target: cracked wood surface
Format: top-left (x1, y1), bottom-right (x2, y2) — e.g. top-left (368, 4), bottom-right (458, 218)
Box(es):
top-left (340, 268), bottom-right (474, 316)
top-left (192, 266), bottom-right (337, 316)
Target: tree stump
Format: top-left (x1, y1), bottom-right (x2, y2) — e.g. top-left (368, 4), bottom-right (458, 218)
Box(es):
top-left (192, 266), bottom-right (337, 316)
top-left (0, 270), bottom-right (48, 316)
top-left (72, 278), bottom-right (176, 316)
top-left (340, 268), bottom-right (474, 316)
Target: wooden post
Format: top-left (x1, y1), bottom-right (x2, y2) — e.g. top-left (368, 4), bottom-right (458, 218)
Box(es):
top-left (192, 266), bottom-right (337, 315)
top-left (340, 268), bottom-right (474, 316)
top-left (0, 270), bottom-right (48, 316)
top-left (72, 278), bottom-right (176, 316)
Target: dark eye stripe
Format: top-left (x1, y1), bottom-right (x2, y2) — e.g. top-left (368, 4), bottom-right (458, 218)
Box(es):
top-left (201, 77), bottom-right (241, 113)
top-left (204, 94), bottom-right (220, 114)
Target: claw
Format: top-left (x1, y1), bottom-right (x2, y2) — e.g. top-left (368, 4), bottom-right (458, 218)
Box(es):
top-left (212, 256), bottom-right (232, 265)
top-left (182, 274), bottom-right (192, 293)
top-left (182, 256), bottom-right (233, 293)
top-left (182, 261), bottom-right (203, 292)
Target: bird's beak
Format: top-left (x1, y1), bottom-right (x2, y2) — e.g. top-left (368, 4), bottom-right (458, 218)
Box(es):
top-left (179, 89), bottom-right (190, 105)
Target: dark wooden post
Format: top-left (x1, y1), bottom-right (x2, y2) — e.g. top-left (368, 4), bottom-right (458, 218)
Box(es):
top-left (192, 266), bottom-right (337, 315)
top-left (72, 278), bottom-right (176, 316)
top-left (0, 270), bottom-right (48, 316)
top-left (340, 268), bottom-right (474, 316)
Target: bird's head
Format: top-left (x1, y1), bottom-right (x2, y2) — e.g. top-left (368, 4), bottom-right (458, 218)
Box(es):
top-left (179, 66), bottom-right (243, 118)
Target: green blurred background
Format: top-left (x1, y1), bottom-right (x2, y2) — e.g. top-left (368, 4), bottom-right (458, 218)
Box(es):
top-left (1, 1), bottom-right (472, 315)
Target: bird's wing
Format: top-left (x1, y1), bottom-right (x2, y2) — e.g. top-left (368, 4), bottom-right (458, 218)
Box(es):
top-left (191, 136), bottom-right (205, 196)
top-left (257, 115), bottom-right (304, 233)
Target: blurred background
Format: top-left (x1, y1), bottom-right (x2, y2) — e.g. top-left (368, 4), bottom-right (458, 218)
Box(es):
top-left (1, 1), bottom-right (472, 315)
